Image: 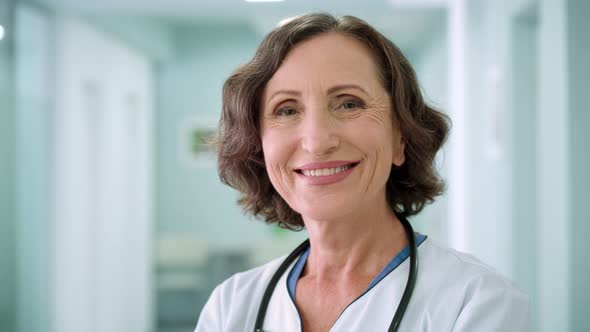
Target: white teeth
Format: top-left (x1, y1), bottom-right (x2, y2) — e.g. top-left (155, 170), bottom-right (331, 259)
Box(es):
top-left (301, 165), bottom-right (352, 177)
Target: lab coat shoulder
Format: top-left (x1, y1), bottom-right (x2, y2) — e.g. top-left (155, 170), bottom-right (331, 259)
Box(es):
top-left (194, 255), bottom-right (287, 332)
top-left (420, 240), bottom-right (530, 331)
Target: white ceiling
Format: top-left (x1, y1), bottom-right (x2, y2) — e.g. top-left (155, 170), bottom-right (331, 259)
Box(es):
top-left (36, 0), bottom-right (447, 54)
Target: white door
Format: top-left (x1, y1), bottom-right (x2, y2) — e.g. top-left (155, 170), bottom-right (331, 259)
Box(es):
top-left (52, 16), bottom-right (153, 332)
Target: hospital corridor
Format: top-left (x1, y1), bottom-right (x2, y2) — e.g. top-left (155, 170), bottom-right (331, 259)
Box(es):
top-left (0, 0), bottom-right (588, 331)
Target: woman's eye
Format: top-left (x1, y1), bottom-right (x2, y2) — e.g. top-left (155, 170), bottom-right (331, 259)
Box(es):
top-left (274, 106), bottom-right (298, 117)
top-left (338, 98), bottom-right (364, 110)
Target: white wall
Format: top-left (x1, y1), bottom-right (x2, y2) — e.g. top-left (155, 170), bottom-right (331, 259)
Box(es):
top-left (536, 0), bottom-right (569, 330)
top-left (456, 0), bottom-right (514, 277)
top-left (14, 4), bottom-right (52, 331)
top-left (412, 19), bottom-right (450, 243)
top-left (446, 0), bottom-right (587, 330)
top-left (509, 2), bottom-right (539, 330)
top-left (0, 1), bottom-right (16, 331)
top-left (84, 15), bottom-right (175, 62)
top-left (52, 15), bottom-right (154, 332)
top-left (567, 0), bottom-right (590, 329)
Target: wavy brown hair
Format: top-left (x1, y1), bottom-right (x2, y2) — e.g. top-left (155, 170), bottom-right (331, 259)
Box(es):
top-left (217, 13), bottom-right (450, 230)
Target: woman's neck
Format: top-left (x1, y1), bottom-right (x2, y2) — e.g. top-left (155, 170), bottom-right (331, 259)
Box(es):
top-left (302, 200), bottom-right (408, 281)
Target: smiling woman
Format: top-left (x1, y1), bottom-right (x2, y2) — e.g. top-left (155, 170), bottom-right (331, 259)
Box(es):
top-left (260, 33), bottom-right (406, 224)
top-left (217, 15), bottom-right (449, 231)
top-left (196, 13), bottom-right (529, 332)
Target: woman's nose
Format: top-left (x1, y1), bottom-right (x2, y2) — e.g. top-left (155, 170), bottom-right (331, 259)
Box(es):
top-left (299, 107), bottom-right (340, 156)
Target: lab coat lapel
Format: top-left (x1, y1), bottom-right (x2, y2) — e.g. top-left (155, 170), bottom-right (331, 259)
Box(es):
top-left (262, 260), bottom-right (302, 332)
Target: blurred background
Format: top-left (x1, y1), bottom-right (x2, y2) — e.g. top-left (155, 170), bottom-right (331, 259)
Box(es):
top-left (0, 0), bottom-right (588, 331)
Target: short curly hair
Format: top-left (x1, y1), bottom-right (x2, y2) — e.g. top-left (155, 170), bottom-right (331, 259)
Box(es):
top-left (217, 13), bottom-right (450, 230)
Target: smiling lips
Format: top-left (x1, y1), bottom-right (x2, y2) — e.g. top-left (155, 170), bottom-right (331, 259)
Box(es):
top-left (295, 160), bottom-right (360, 185)
top-left (301, 164), bottom-right (353, 177)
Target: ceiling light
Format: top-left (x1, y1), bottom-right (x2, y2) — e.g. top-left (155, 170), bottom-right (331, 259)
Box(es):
top-left (0, 25), bottom-right (5, 41)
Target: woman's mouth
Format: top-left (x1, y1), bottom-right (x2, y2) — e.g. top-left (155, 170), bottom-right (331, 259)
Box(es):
top-left (294, 161), bottom-right (360, 185)
top-left (296, 163), bottom-right (357, 176)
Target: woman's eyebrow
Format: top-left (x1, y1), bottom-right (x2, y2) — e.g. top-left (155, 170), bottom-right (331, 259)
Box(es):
top-left (268, 89), bottom-right (301, 102)
top-left (266, 84), bottom-right (368, 103)
top-left (327, 84), bottom-right (368, 95)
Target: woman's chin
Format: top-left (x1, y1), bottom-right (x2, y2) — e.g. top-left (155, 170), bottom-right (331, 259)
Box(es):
top-left (297, 203), bottom-right (353, 223)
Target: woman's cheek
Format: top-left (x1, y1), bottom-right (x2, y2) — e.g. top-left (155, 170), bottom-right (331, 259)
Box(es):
top-left (262, 133), bottom-right (292, 189)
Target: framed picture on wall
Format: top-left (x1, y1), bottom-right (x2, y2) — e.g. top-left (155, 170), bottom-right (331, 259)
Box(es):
top-left (178, 115), bottom-right (218, 168)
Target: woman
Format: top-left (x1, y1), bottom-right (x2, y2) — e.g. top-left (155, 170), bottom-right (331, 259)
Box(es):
top-left (195, 13), bottom-right (528, 332)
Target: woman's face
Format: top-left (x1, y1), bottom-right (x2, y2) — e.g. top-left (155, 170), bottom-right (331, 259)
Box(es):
top-left (260, 33), bottom-right (405, 221)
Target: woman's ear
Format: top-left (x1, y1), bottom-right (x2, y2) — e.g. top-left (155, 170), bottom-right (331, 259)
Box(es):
top-left (392, 136), bottom-right (406, 167)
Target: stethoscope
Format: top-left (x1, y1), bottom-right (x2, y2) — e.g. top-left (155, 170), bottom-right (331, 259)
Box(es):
top-left (253, 214), bottom-right (418, 332)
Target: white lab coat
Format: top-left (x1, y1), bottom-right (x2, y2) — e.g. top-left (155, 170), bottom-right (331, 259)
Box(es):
top-left (195, 238), bottom-right (529, 331)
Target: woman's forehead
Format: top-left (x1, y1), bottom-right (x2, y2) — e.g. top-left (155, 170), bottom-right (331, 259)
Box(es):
top-left (263, 33), bottom-right (383, 99)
